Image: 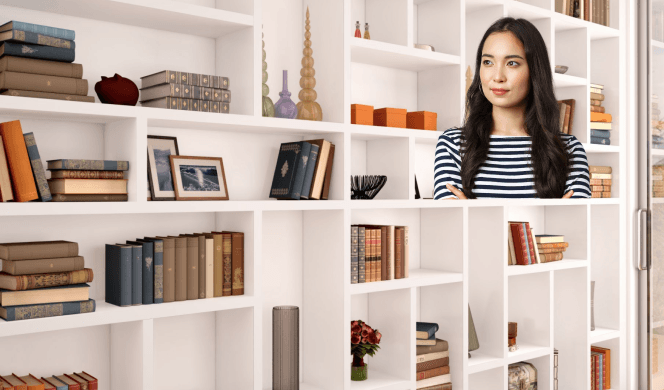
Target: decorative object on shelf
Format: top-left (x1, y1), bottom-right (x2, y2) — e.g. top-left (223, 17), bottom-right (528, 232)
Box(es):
top-left (591, 280), bottom-right (596, 331)
top-left (147, 135), bottom-right (180, 201)
top-left (95, 73), bottom-right (139, 105)
top-left (169, 155), bottom-right (229, 200)
top-left (469, 306), bottom-right (479, 357)
top-left (406, 111), bottom-right (438, 130)
top-left (508, 321), bottom-right (518, 351)
top-left (350, 175), bottom-right (387, 199)
top-left (374, 107), bottom-right (407, 128)
top-left (351, 319), bottom-right (382, 381)
top-left (355, 21), bottom-right (362, 38)
top-left (262, 27), bottom-right (275, 117)
top-left (296, 7), bottom-right (323, 121)
top-left (273, 306), bottom-right (299, 390)
top-left (274, 70), bottom-right (298, 119)
top-left (508, 362), bottom-right (537, 388)
top-left (415, 175), bottom-right (420, 199)
top-left (351, 103), bottom-right (374, 125)
top-left (414, 43), bottom-right (435, 51)
top-left (555, 65), bottom-right (569, 74)
top-left (364, 22), bottom-right (370, 39)
top-left (554, 348), bottom-right (559, 390)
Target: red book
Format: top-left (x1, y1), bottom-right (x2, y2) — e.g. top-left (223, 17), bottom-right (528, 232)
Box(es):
top-left (416, 365), bottom-right (450, 380)
top-left (592, 346), bottom-right (611, 388)
top-left (523, 222), bottom-right (538, 263)
top-left (76, 372), bottom-right (98, 390)
top-left (55, 375), bottom-right (79, 390)
top-left (510, 223), bottom-right (529, 265)
top-left (64, 374), bottom-right (87, 390)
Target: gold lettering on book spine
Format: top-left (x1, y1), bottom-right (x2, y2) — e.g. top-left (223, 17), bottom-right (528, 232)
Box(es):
top-left (15, 304), bottom-right (63, 320)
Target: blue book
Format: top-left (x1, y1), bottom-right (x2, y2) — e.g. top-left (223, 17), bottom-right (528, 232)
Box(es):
top-left (0, 41), bottom-right (74, 63)
top-left (416, 322), bottom-right (439, 339)
top-left (127, 240), bottom-right (154, 305)
top-left (590, 129), bottom-right (610, 139)
top-left (0, 21), bottom-right (75, 40)
top-left (43, 376), bottom-right (68, 390)
top-left (0, 298), bottom-right (95, 321)
top-left (591, 136), bottom-right (611, 145)
top-left (140, 238), bottom-right (164, 304)
top-left (23, 132), bottom-right (52, 202)
top-left (125, 242), bottom-right (143, 306)
top-left (105, 244), bottom-right (132, 307)
top-left (0, 29), bottom-right (75, 49)
top-left (300, 142), bottom-right (319, 199)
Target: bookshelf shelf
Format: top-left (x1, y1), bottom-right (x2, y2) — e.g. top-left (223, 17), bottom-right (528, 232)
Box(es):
top-left (506, 344), bottom-right (552, 364)
top-left (349, 269), bottom-right (462, 295)
top-left (348, 370), bottom-right (411, 390)
top-left (590, 327), bottom-right (621, 343)
top-left (506, 259), bottom-right (589, 276)
top-left (554, 73), bottom-right (588, 88)
top-left (350, 39), bottom-right (460, 72)
top-left (467, 352), bottom-right (504, 374)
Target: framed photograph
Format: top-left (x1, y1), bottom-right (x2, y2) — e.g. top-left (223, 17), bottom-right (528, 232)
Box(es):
top-left (147, 135), bottom-right (180, 201)
top-left (170, 155), bottom-right (229, 200)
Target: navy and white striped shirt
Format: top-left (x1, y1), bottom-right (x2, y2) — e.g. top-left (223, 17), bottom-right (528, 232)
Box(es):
top-left (434, 128), bottom-right (591, 199)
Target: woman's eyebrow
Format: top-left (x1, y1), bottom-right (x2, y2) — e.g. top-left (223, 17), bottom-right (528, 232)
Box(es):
top-left (481, 54), bottom-right (525, 60)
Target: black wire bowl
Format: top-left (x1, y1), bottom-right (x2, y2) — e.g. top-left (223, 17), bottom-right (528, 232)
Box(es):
top-left (351, 175), bottom-right (387, 199)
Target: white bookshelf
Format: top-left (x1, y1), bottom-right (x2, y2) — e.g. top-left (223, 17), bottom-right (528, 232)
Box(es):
top-left (0, 0), bottom-right (626, 389)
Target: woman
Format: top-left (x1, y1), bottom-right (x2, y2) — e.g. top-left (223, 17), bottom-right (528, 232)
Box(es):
top-left (434, 17), bottom-right (591, 199)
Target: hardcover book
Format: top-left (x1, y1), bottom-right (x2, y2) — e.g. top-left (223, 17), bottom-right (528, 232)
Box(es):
top-left (416, 333), bottom-right (437, 346)
top-left (154, 236), bottom-right (175, 303)
top-left (228, 231), bottom-right (244, 295)
top-left (75, 373), bottom-right (97, 390)
top-left (47, 178), bottom-right (128, 194)
top-left (300, 142), bottom-right (319, 199)
top-left (0, 298), bottom-right (95, 321)
top-left (50, 170), bottom-right (124, 179)
top-left (416, 338), bottom-right (449, 355)
top-left (23, 132), bottom-right (51, 201)
top-left (127, 240), bottom-right (153, 305)
top-left (591, 136), bottom-right (611, 145)
top-left (194, 234), bottom-right (206, 299)
top-left (416, 357), bottom-right (449, 372)
top-left (0, 42), bottom-right (74, 62)
top-left (358, 227), bottom-right (366, 283)
top-left (54, 375), bottom-right (79, 390)
top-left (0, 120), bottom-right (38, 201)
top-left (416, 322), bottom-right (440, 339)
top-left (105, 244), bottom-right (132, 307)
top-left (0, 269), bottom-right (92, 291)
top-left (41, 376), bottom-right (67, 390)
top-left (0, 283), bottom-right (89, 306)
top-left (2, 90), bottom-right (94, 102)
top-left (1, 375), bottom-right (27, 390)
top-left (141, 238), bottom-right (164, 304)
top-left (0, 29), bottom-right (74, 49)
top-left (415, 373), bottom-right (451, 389)
top-left (123, 242), bottom-right (142, 306)
top-left (47, 159), bottom-right (129, 171)
top-left (0, 56), bottom-right (82, 78)
top-left (416, 365), bottom-right (450, 381)
top-left (2, 256), bottom-right (85, 275)
top-left (0, 134), bottom-right (12, 202)
top-left (51, 194), bottom-right (129, 202)
top-left (304, 139), bottom-right (332, 199)
top-left (19, 374), bottom-right (44, 390)
top-left (269, 141), bottom-right (311, 200)
top-left (140, 70), bottom-right (229, 90)
top-left (179, 235), bottom-right (199, 300)
top-left (220, 232), bottom-right (232, 296)
top-left (0, 240), bottom-right (78, 260)
top-left (321, 143), bottom-right (335, 200)
top-left (141, 97), bottom-right (229, 113)
top-left (64, 374), bottom-right (87, 390)
top-left (140, 83), bottom-right (231, 103)
top-left (351, 226), bottom-right (359, 284)
top-left (416, 384), bottom-right (452, 390)
top-left (0, 21), bottom-right (75, 40)
top-left (416, 350), bottom-right (449, 363)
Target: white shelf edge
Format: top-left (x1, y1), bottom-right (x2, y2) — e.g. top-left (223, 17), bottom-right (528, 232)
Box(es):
top-left (349, 269), bottom-right (462, 295)
top-left (350, 38), bottom-right (460, 72)
top-left (590, 327), bottom-right (621, 344)
top-left (507, 259), bottom-right (588, 276)
top-left (467, 351), bottom-right (505, 374)
top-left (348, 368), bottom-right (411, 390)
top-left (506, 344), bottom-right (551, 364)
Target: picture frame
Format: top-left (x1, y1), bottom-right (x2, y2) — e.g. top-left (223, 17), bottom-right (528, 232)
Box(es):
top-left (170, 155), bottom-right (229, 201)
top-left (147, 135), bottom-right (180, 201)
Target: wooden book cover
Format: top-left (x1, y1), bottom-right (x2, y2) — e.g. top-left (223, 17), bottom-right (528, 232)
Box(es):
top-left (0, 240), bottom-right (78, 261)
top-left (23, 132), bottom-right (51, 201)
top-left (386, 225), bottom-right (394, 280)
top-left (76, 373), bottom-right (97, 390)
top-left (415, 373), bottom-right (451, 389)
top-left (19, 375), bottom-right (43, 390)
top-left (304, 139), bottom-right (331, 199)
top-left (321, 143), bottom-right (335, 200)
top-left (42, 377), bottom-right (67, 390)
top-left (105, 244), bottom-right (131, 307)
top-left (140, 238), bottom-right (164, 304)
top-left (123, 242), bottom-right (142, 306)
top-left (2, 375), bottom-right (27, 390)
top-left (47, 178), bottom-right (127, 194)
top-left (178, 235), bottom-right (199, 300)
top-left (416, 357), bottom-right (449, 372)
top-left (168, 236), bottom-right (187, 302)
top-left (0, 120), bottom-right (38, 201)
top-left (0, 70), bottom-right (86, 94)
top-left (2, 256), bottom-right (85, 275)
top-left (358, 227), bottom-right (366, 283)
top-left (64, 374), bottom-right (87, 390)
top-left (0, 134), bottom-right (13, 201)
top-left (127, 240), bottom-right (153, 305)
top-left (0, 56), bottom-right (82, 78)
top-left (54, 376), bottom-right (78, 390)
top-left (154, 237), bottom-right (175, 303)
top-left (416, 366), bottom-right (450, 381)
top-left (0, 283), bottom-right (89, 306)
top-left (561, 98), bottom-right (576, 135)
top-left (50, 194), bottom-right (128, 202)
top-left (395, 227), bottom-right (402, 279)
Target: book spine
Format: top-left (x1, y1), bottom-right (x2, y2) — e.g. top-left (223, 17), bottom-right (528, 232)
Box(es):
top-left (50, 170), bottom-right (124, 179)
top-left (0, 120), bottom-right (38, 202)
top-left (524, 223), bottom-right (537, 263)
top-left (142, 242), bottom-right (154, 304)
top-left (321, 143), bottom-right (335, 200)
top-left (11, 22), bottom-right (75, 40)
top-left (368, 228), bottom-right (374, 283)
top-left (291, 141), bottom-right (311, 199)
top-left (131, 245), bottom-right (143, 306)
top-left (513, 224), bottom-right (530, 265)
top-left (403, 226), bottom-right (409, 277)
top-left (379, 227), bottom-right (384, 281)
top-left (395, 228), bottom-right (402, 278)
top-left (10, 268), bottom-right (93, 290)
top-left (351, 226), bottom-right (359, 284)
top-left (213, 234), bottom-right (223, 297)
top-left (161, 239), bottom-right (175, 303)
top-left (48, 159), bottom-right (129, 171)
top-left (152, 240), bottom-right (164, 304)
top-left (416, 357), bottom-right (449, 372)
top-left (205, 238), bottom-right (213, 298)
top-left (0, 55), bottom-right (82, 78)
top-left (0, 241), bottom-right (78, 261)
top-left (198, 235), bottom-right (206, 299)
top-left (358, 227), bottom-right (366, 283)
top-left (185, 237), bottom-right (198, 300)
top-left (23, 132), bottom-right (52, 201)
top-left (416, 365), bottom-right (450, 381)
top-left (231, 232), bottom-right (244, 295)
top-left (2, 42), bottom-right (74, 62)
top-left (9, 30), bottom-right (74, 49)
top-left (3, 256), bottom-right (85, 275)
top-left (222, 234), bottom-right (232, 296)
top-left (589, 166), bottom-right (612, 174)
top-left (2, 299), bottom-right (95, 321)
top-left (386, 226), bottom-right (393, 280)
top-left (173, 237), bottom-right (187, 301)
top-left (300, 143), bottom-right (319, 199)
top-left (590, 136), bottom-right (611, 145)
top-left (591, 129), bottom-right (611, 139)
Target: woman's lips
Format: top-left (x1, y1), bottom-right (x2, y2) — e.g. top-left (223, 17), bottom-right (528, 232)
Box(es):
top-left (492, 89), bottom-right (507, 96)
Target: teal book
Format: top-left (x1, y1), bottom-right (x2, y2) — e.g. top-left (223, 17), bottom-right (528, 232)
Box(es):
top-left (0, 298), bottom-right (95, 321)
top-left (23, 132), bottom-right (51, 202)
top-left (0, 21), bottom-right (76, 40)
top-left (47, 159), bottom-right (129, 171)
top-left (105, 244), bottom-right (132, 307)
top-left (0, 29), bottom-right (75, 49)
top-left (300, 142), bottom-right (319, 200)
top-left (124, 242), bottom-right (143, 306)
top-left (416, 322), bottom-right (439, 339)
top-left (0, 42), bottom-right (74, 63)
top-left (139, 238), bottom-right (164, 304)
top-left (127, 240), bottom-right (153, 305)
top-left (591, 136), bottom-right (611, 145)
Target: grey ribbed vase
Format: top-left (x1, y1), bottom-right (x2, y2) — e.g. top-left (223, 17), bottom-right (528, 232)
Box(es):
top-left (273, 305), bottom-right (299, 390)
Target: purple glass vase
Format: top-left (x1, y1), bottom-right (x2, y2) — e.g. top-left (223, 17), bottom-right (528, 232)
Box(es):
top-left (274, 70), bottom-right (298, 119)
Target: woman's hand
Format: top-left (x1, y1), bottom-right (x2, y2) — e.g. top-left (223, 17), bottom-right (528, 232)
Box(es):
top-left (445, 183), bottom-right (468, 200)
top-left (562, 190), bottom-right (574, 198)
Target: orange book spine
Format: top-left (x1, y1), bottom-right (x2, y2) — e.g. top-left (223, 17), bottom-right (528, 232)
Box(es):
top-left (0, 121), bottom-right (38, 202)
top-left (590, 112), bottom-right (612, 122)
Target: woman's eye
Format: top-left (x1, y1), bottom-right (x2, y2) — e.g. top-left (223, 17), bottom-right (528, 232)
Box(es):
top-left (508, 60), bottom-right (519, 66)
top-left (483, 60), bottom-right (492, 65)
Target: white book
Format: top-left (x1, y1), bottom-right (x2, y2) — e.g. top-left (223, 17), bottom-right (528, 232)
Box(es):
top-left (206, 238), bottom-right (214, 298)
top-left (416, 373), bottom-right (452, 389)
top-left (416, 350), bottom-right (449, 363)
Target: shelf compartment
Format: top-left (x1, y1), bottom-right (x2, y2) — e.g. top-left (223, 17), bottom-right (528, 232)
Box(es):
top-left (555, 27), bottom-right (588, 79)
top-left (504, 0), bottom-right (552, 20)
top-left (507, 259), bottom-right (588, 276)
top-left (590, 204), bottom-right (620, 331)
top-left (350, 39), bottom-right (460, 72)
top-left (469, 366), bottom-right (503, 390)
top-left (584, 143), bottom-right (620, 153)
top-left (351, 137), bottom-right (410, 200)
top-left (349, 370), bottom-right (411, 390)
top-left (591, 338), bottom-right (620, 390)
top-left (506, 344), bottom-right (551, 364)
top-left (554, 73), bottom-right (588, 87)
top-left (467, 352), bottom-right (504, 374)
top-left (590, 327), bottom-right (620, 343)
top-left (0, 0), bottom-right (254, 38)
top-left (350, 269), bottom-right (462, 294)
top-left (414, 0), bottom-right (461, 57)
top-left (508, 273), bottom-right (552, 354)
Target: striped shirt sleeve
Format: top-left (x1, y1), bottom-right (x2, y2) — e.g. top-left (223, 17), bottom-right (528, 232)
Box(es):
top-left (434, 130), bottom-right (463, 199)
top-left (563, 134), bottom-right (592, 198)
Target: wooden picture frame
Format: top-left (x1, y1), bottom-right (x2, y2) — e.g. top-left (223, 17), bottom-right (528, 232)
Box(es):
top-left (147, 135), bottom-right (180, 201)
top-left (169, 155), bottom-right (229, 200)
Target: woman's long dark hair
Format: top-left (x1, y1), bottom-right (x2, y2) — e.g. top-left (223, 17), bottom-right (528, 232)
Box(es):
top-left (461, 17), bottom-right (570, 198)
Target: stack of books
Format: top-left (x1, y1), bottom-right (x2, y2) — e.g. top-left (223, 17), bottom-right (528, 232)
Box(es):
top-left (350, 225), bottom-right (409, 284)
top-left (140, 70), bottom-right (231, 114)
top-left (106, 232), bottom-right (244, 307)
top-left (0, 240), bottom-right (95, 322)
top-left (591, 346), bottom-right (611, 390)
top-left (507, 221), bottom-right (568, 265)
top-left (0, 20), bottom-right (93, 103)
top-left (535, 234), bottom-right (567, 262)
top-left (269, 139), bottom-right (335, 201)
top-left (589, 165), bottom-right (612, 198)
top-left (555, 0), bottom-right (610, 26)
top-left (416, 322), bottom-right (451, 390)
top-left (46, 159), bottom-right (129, 202)
top-left (590, 84), bottom-right (613, 145)
top-left (0, 372), bottom-right (98, 390)
top-left (652, 94), bottom-right (664, 149)
top-left (654, 165), bottom-right (664, 198)
top-left (556, 99), bottom-right (575, 135)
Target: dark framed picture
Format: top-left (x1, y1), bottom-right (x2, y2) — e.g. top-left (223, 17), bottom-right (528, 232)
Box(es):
top-left (169, 155), bottom-right (229, 201)
top-left (147, 135), bottom-right (180, 201)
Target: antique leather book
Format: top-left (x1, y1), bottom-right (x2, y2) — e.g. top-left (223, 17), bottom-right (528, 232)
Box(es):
top-left (47, 178), bottom-right (128, 194)
top-left (139, 238), bottom-right (164, 304)
top-left (47, 159), bottom-right (128, 171)
top-left (320, 143), bottom-right (335, 200)
top-left (167, 236), bottom-right (188, 301)
top-left (41, 377), bottom-right (67, 390)
top-left (55, 376), bottom-right (78, 390)
top-left (50, 194), bottom-right (128, 202)
top-left (304, 139), bottom-right (331, 199)
top-left (19, 374), bottom-right (44, 390)
top-left (416, 365), bottom-right (450, 381)
top-left (75, 373), bottom-right (97, 390)
top-left (0, 71), bottom-right (87, 94)
top-left (0, 56), bottom-right (82, 78)
top-left (179, 235), bottom-right (199, 300)
top-left (229, 232), bottom-right (244, 295)
top-left (2, 256), bottom-right (85, 275)
top-left (64, 374), bottom-right (87, 390)
top-left (23, 133), bottom-right (51, 201)
top-left (123, 242), bottom-right (143, 306)
top-left (0, 283), bottom-right (89, 306)
top-left (416, 357), bottom-right (449, 372)
top-left (0, 42), bottom-right (74, 62)
top-left (105, 244), bottom-right (131, 307)
top-left (416, 339), bottom-right (449, 355)
top-left (126, 240), bottom-right (153, 305)
top-left (197, 233), bottom-right (216, 298)
top-left (0, 120), bottom-right (38, 202)
top-left (1, 375), bottom-right (27, 390)
top-left (0, 240), bottom-right (78, 261)
top-left (1, 90), bottom-right (94, 102)
top-left (153, 237), bottom-right (175, 303)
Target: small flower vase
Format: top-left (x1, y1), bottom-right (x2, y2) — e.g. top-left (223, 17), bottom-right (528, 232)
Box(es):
top-left (274, 70), bottom-right (298, 119)
top-left (351, 356), bottom-right (368, 381)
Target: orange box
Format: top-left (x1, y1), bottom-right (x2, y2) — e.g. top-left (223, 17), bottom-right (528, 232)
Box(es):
top-left (351, 104), bottom-right (374, 125)
top-left (374, 107), bottom-right (407, 128)
top-left (406, 111), bottom-right (438, 130)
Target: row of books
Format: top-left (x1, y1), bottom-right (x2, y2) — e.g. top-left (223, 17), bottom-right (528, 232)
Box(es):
top-left (590, 84), bottom-right (613, 145)
top-left (140, 70), bottom-right (231, 114)
top-left (269, 139), bottom-right (335, 200)
top-left (0, 20), bottom-right (94, 103)
top-left (508, 222), bottom-right (567, 265)
top-left (556, 0), bottom-right (610, 26)
top-left (591, 346), bottom-right (612, 390)
top-left (105, 232), bottom-right (244, 307)
top-left (1, 372), bottom-right (97, 390)
top-left (351, 225), bottom-right (409, 284)
top-left (557, 98), bottom-right (575, 135)
top-left (0, 240), bottom-right (95, 322)
top-left (416, 322), bottom-right (451, 390)
top-left (590, 165), bottom-right (612, 198)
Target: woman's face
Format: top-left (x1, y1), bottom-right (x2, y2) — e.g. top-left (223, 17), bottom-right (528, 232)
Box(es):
top-left (479, 31), bottom-right (530, 109)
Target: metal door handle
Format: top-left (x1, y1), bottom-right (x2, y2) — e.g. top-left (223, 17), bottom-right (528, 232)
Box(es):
top-left (637, 208), bottom-right (648, 271)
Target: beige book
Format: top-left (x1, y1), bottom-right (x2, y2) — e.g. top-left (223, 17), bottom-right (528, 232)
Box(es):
top-left (0, 71), bottom-right (88, 95)
top-left (0, 56), bottom-right (83, 78)
top-left (0, 283), bottom-right (88, 306)
top-left (206, 237), bottom-right (214, 298)
top-left (590, 173), bottom-right (612, 179)
top-left (508, 222), bottom-right (517, 265)
top-left (530, 228), bottom-right (542, 264)
top-left (590, 122), bottom-right (612, 130)
top-left (416, 373), bottom-right (451, 388)
top-left (212, 233), bottom-right (223, 297)
top-left (416, 338), bottom-right (437, 346)
top-left (0, 135), bottom-right (12, 201)
top-left (2, 256), bottom-right (85, 275)
top-left (47, 179), bottom-right (128, 194)
top-left (304, 139), bottom-right (331, 199)
top-left (387, 225), bottom-right (395, 280)
top-left (168, 236), bottom-right (188, 301)
top-left (196, 234), bottom-right (206, 299)
top-left (2, 89), bottom-right (94, 102)
top-left (179, 235), bottom-right (199, 300)
top-left (416, 350), bottom-right (450, 363)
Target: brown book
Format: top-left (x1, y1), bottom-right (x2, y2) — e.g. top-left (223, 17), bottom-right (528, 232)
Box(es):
top-left (153, 237), bottom-right (175, 303)
top-left (18, 375), bottom-right (43, 390)
top-left (417, 339), bottom-right (449, 355)
top-left (0, 134), bottom-right (12, 201)
top-left (226, 231), bottom-right (244, 295)
top-left (366, 228), bottom-right (373, 282)
top-left (416, 357), bottom-right (450, 372)
top-left (51, 193), bottom-right (128, 202)
top-left (2, 256), bottom-right (85, 275)
top-left (386, 226), bottom-right (394, 280)
top-left (195, 234), bottom-right (206, 299)
top-left (76, 373), bottom-right (97, 390)
top-left (168, 236), bottom-right (187, 301)
top-left (591, 346), bottom-right (611, 388)
top-left (380, 226), bottom-right (387, 281)
top-left (41, 377), bottom-right (67, 390)
top-left (537, 242), bottom-right (569, 249)
top-left (537, 247), bottom-right (566, 254)
top-left (0, 71), bottom-right (88, 95)
top-left (416, 365), bottom-right (450, 381)
top-left (558, 101), bottom-right (566, 133)
top-left (47, 178), bottom-right (127, 194)
top-left (211, 232), bottom-right (223, 297)
top-left (64, 375), bottom-right (87, 390)
top-left (220, 232), bottom-right (232, 296)
top-left (0, 378), bottom-right (11, 390)
top-left (304, 139), bottom-right (331, 199)
top-left (2, 375), bottom-right (27, 390)
top-left (589, 165), bottom-right (612, 174)
top-left (54, 375), bottom-right (78, 390)
top-left (591, 99), bottom-right (603, 106)
top-left (395, 227), bottom-right (402, 279)
top-left (417, 384), bottom-right (452, 390)
top-left (49, 170), bottom-right (124, 179)
top-left (179, 235), bottom-right (199, 300)
top-left (0, 268), bottom-right (93, 291)
top-left (0, 120), bottom-right (38, 202)
top-left (0, 240), bottom-right (78, 261)
top-left (561, 98), bottom-right (575, 134)
top-left (40, 378), bottom-right (56, 390)
top-left (563, 102), bottom-right (571, 134)
top-left (400, 226), bottom-right (409, 277)
top-left (590, 92), bottom-right (605, 101)
top-left (0, 56), bottom-right (83, 78)
top-left (197, 234), bottom-right (215, 298)
top-left (541, 252), bottom-right (564, 262)
top-left (321, 143), bottom-right (335, 200)
top-left (590, 105), bottom-right (606, 113)
top-left (2, 90), bottom-right (94, 102)
top-left (376, 227), bottom-right (383, 281)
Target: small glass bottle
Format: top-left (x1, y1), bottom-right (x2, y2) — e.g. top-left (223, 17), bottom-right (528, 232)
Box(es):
top-left (364, 23), bottom-right (371, 40)
top-left (355, 21), bottom-right (361, 38)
